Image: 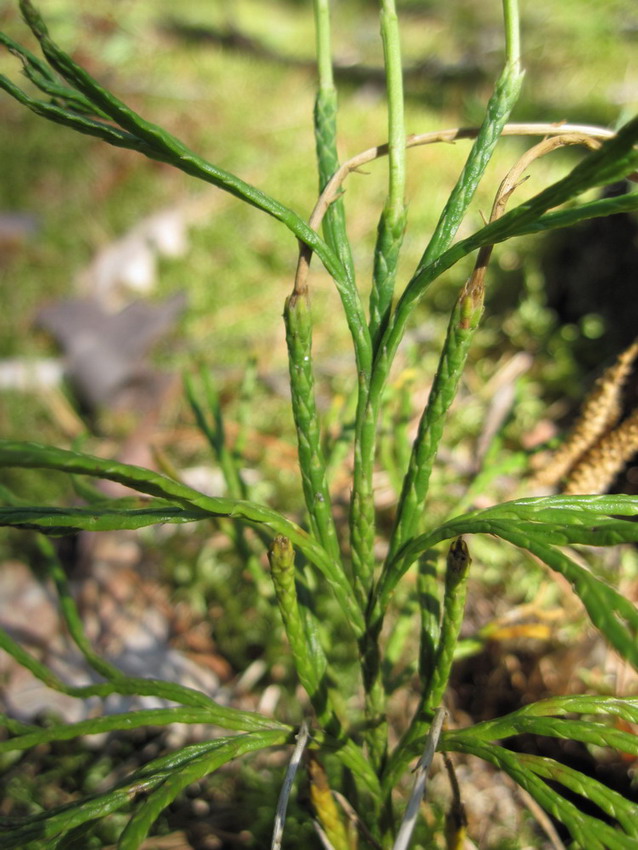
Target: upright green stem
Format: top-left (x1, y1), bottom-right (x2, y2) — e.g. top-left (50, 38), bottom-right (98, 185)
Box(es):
top-left (350, 0), bottom-right (408, 609)
top-left (503, 0), bottom-right (521, 67)
top-left (313, 0), bottom-right (356, 283)
top-left (414, 0), bottom-right (523, 274)
top-left (284, 292), bottom-right (341, 566)
top-left (382, 538), bottom-right (471, 794)
top-left (352, 1), bottom-right (523, 590)
top-left (314, 0), bottom-right (334, 90)
top-left (310, 0), bottom-right (370, 379)
top-left (370, 0), bottom-right (407, 349)
top-left (380, 0), bottom-right (406, 226)
top-left (268, 536), bottom-right (339, 734)
top-left (357, 0), bottom-right (521, 790)
top-left (387, 275), bottom-right (485, 561)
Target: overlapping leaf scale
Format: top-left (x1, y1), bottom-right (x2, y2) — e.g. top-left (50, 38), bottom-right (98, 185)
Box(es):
top-left (0, 441), bottom-right (364, 634)
top-left (443, 738), bottom-right (638, 849)
top-left (445, 698), bottom-right (638, 826)
top-left (0, 708), bottom-right (291, 754)
top-left (0, 504), bottom-right (209, 534)
top-left (381, 496), bottom-right (638, 666)
top-left (472, 494), bottom-right (638, 523)
top-left (0, 732), bottom-right (287, 849)
top-left (117, 731), bottom-right (289, 850)
top-left (458, 693), bottom-right (638, 736)
top-left (488, 523), bottom-right (638, 668)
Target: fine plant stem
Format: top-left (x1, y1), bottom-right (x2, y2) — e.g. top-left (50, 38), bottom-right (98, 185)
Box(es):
top-left (35, 535), bottom-right (123, 682)
top-left (184, 370), bottom-right (272, 600)
top-left (369, 0), bottom-right (407, 349)
top-left (235, 358), bottom-right (258, 458)
top-left (380, 0), bottom-right (406, 228)
top-left (359, 0), bottom-right (521, 784)
top-left (350, 0), bottom-right (408, 610)
top-left (312, 0), bottom-right (356, 284)
top-left (4, 3), bottom-right (638, 847)
top-left (314, 0), bottom-right (334, 91)
top-left (503, 0), bottom-right (521, 67)
top-left (414, 0), bottom-right (523, 273)
top-left (308, 0), bottom-right (368, 408)
top-left (382, 539), bottom-right (471, 795)
top-left (184, 369), bottom-right (247, 500)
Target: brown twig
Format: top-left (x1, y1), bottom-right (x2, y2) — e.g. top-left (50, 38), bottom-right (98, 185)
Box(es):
top-left (293, 122), bottom-right (615, 295)
top-left (466, 132), bottom-right (602, 297)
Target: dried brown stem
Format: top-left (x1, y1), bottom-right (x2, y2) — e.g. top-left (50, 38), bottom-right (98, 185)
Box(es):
top-left (464, 133), bottom-right (602, 309)
top-left (294, 122), bottom-right (614, 295)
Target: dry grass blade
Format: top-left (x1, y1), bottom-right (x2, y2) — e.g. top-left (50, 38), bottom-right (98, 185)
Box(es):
top-left (464, 133), bottom-right (601, 326)
top-left (535, 338), bottom-right (638, 488)
top-left (392, 707), bottom-right (447, 850)
top-left (271, 721), bottom-right (310, 850)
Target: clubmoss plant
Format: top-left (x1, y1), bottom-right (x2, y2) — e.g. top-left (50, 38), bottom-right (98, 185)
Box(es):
top-left (2, 0), bottom-right (638, 847)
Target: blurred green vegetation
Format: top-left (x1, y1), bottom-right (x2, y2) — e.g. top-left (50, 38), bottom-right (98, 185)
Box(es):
top-left (1, 2), bottom-right (638, 846)
top-left (2, 0), bottom-right (636, 373)
top-left (1, 0), bottom-right (636, 499)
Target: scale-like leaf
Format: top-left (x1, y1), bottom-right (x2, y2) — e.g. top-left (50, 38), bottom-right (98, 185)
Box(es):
top-left (0, 504), bottom-right (209, 534)
top-left (447, 709), bottom-right (638, 792)
top-left (472, 494), bottom-right (638, 522)
top-left (444, 738), bottom-right (638, 849)
top-left (379, 496), bottom-right (638, 668)
top-left (117, 731), bottom-right (289, 850)
top-left (0, 707), bottom-right (289, 753)
top-left (460, 694), bottom-right (638, 736)
top-left (488, 523), bottom-right (638, 668)
top-left (0, 625), bottom-right (289, 732)
top-left (0, 441), bottom-right (364, 634)
top-left (0, 732), bottom-right (287, 848)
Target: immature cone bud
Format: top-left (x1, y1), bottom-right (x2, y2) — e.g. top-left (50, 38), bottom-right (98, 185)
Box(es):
top-left (445, 537), bottom-right (471, 588)
top-left (268, 535), bottom-right (297, 620)
top-left (268, 534), bottom-right (295, 576)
